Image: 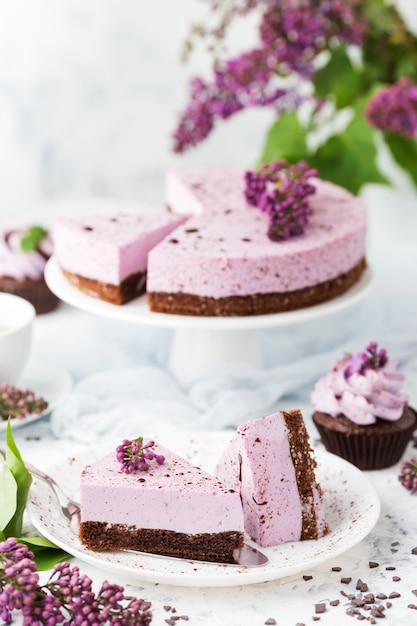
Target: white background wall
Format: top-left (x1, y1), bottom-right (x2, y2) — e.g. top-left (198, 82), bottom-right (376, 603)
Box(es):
top-left (0, 0), bottom-right (415, 221)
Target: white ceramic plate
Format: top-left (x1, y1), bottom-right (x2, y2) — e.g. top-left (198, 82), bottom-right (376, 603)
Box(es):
top-left (27, 431), bottom-right (380, 587)
top-left (45, 257), bottom-right (374, 330)
top-left (0, 358), bottom-right (72, 431)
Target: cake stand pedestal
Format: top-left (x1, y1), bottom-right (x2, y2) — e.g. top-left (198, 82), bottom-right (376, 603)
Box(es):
top-left (45, 258), bottom-right (373, 386)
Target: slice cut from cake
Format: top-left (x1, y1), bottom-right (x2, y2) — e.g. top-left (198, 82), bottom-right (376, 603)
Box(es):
top-left (79, 440), bottom-right (245, 563)
top-left (147, 168), bottom-right (367, 316)
top-left (53, 213), bottom-right (185, 305)
top-left (215, 410), bottom-right (329, 547)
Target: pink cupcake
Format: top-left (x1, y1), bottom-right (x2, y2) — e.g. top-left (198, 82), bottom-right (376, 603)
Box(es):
top-left (0, 224), bottom-right (58, 314)
top-left (311, 342), bottom-right (416, 470)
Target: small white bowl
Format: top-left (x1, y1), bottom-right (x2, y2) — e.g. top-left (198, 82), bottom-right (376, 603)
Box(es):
top-left (0, 293), bottom-right (35, 384)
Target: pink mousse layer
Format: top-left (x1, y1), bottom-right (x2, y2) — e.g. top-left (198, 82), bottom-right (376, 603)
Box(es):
top-left (147, 169), bottom-right (366, 297)
top-left (53, 213), bottom-right (185, 286)
top-left (215, 412), bottom-right (326, 547)
top-left (80, 442), bottom-right (244, 535)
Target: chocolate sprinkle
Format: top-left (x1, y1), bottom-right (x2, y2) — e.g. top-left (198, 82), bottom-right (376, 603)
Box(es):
top-left (264, 619), bottom-right (276, 625)
top-left (315, 603), bottom-right (326, 614)
top-left (389, 592), bottom-right (401, 599)
top-left (303, 575), bottom-right (313, 581)
top-left (329, 600), bottom-right (340, 607)
top-left (332, 566), bottom-right (342, 572)
top-left (392, 576), bottom-right (401, 581)
top-left (369, 561), bottom-right (379, 568)
top-left (341, 577), bottom-right (352, 584)
top-left (412, 547), bottom-right (417, 555)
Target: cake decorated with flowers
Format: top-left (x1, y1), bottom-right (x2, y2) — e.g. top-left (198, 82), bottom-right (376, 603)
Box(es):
top-left (146, 164), bottom-right (367, 316)
top-left (52, 213), bottom-right (186, 305)
top-left (0, 225), bottom-right (58, 314)
top-left (78, 437), bottom-right (245, 563)
top-left (52, 162), bottom-right (367, 316)
top-left (311, 342), bottom-right (416, 470)
top-left (215, 409), bottom-right (329, 547)
top-left (79, 409), bottom-right (329, 561)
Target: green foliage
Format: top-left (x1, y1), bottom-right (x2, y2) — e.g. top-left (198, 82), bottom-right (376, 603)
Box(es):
top-left (20, 226), bottom-right (47, 252)
top-left (1, 420), bottom-right (71, 568)
top-left (310, 102), bottom-right (389, 194)
top-left (3, 420), bottom-right (32, 538)
top-left (259, 2), bottom-right (417, 194)
top-left (383, 133), bottom-right (417, 188)
top-left (259, 112), bottom-right (308, 164)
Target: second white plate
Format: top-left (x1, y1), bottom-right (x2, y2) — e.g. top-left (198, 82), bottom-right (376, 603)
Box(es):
top-left (0, 358), bottom-right (72, 431)
top-left (27, 431), bottom-right (380, 587)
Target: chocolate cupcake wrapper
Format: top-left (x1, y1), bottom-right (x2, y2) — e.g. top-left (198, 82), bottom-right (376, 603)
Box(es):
top-left (314, 421), bottom-right (416, 471)
top-left (0, 281), bottom-right (58, 315)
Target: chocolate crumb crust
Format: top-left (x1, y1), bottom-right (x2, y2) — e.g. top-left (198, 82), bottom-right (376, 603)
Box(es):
top-left (62, 268), bottom-right (147, 305)
top-left (79, 523), bottom-right (244, 563)
top-left (282, 409), bottom-right (329, 541)
top-left (147, 259), bottom-right (366, 317)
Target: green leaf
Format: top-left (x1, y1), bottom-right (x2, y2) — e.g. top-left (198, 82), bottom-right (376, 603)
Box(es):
top-left (0, 457), bottom-right (18, 530)
top-left (383, 133), bottom-right (417, 188)
top-left (310, 101), bottom-right (389, 194)
top-left (4, 419), bottom-right (32, 537)
top-left (20, 226), bottom-right (47, 252)
top-left (259, 111), bottom-right (309, 165)
top-left (313, 46), bottom-right (363, 109)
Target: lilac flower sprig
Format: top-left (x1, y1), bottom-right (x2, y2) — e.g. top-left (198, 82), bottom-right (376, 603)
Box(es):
top-left (173, 1), bottom-right (417, 195)
top-left (344, 342), bottom-right (388, 378)
top-left (244, 160), bottom-right (317, 241)
top-left (366, 78), bottom-right (417, 140)
top-left (0, 537), bottom-right (153, 625)
top-left (0, 384), bottom-right (48, 421)
top-left (398, 458), bottom-right (417, 494)
top-left (116, 437), bottom-right (165, 473)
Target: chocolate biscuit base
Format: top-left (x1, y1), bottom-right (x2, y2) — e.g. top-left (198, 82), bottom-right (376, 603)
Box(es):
top-left (283, 409), bottom-right (330, 540)
top-left (148, 258), bottom-right (366, 317)
top-left (79, 522), bottom-right (244, 563)
top-left (62, 269), bottom-right (146, 305)
top-left (313, 406), bottom-right (416, 470)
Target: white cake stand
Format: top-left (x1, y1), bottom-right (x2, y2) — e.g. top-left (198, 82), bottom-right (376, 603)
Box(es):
top-left (45, 258), bottom-right (373, 385)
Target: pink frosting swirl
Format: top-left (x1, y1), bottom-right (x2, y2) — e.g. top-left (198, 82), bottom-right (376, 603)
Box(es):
top-left (311, 352), bottom-right (408, 425)
top-left (0, 225), bottom-right (52, 282)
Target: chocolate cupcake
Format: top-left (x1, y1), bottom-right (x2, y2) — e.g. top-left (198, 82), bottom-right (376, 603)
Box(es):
top-left (0, 225), bottom-right (58, 314)
top-left (311, 342), bottom-right (416, 470)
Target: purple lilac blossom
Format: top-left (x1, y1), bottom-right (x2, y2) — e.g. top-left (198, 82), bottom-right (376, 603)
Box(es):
top-left (244, 160), bottom-right (317, 241)
top-left (0, 539), bottom-right (153, 625)
top-left (365, 77), bottom-right (417, 139)
top-left (173, 0), bottom-right (365, 153)
top-left (344, 342), bottom-right (389, 378)
top-left (398, 457), bottom-right (417, 494)
top-left (116, 437), bottom-right (165, 473)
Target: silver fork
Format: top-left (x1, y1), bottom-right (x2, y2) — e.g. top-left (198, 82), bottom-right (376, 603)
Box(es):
top-left (0, 448), bottom-right (81, 533)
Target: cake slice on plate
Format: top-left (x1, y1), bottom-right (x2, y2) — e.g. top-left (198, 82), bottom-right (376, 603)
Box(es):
top-left (215, 409), bottom-right (329, 547)
top-left (79, 438), bottom-right (245, 563)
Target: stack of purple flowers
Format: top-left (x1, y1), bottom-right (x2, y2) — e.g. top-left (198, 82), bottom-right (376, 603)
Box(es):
top-left (244, 160), bottom-right (317, 241)
top-left (366, 78), bottom-right (417, 140)
top-left (0, 538), bottom-right (152, 625)
top-left (173, 0), bottom-right (364, 153)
